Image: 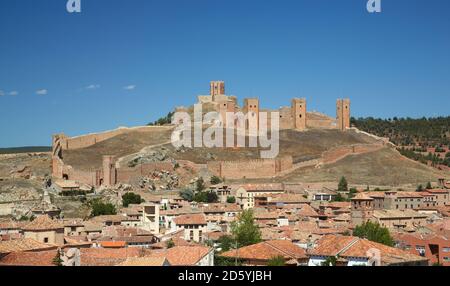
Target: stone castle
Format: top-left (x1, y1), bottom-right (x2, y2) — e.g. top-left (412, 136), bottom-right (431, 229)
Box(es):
top-left (51, 81), bottom-right (354, 187)
top-left (185, 81), bottom-right (351, 131)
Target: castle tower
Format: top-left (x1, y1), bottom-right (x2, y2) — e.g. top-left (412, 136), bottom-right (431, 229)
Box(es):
top-left (351, 193), bottom-right (374, 226)
top-left (210, 81), bottom-right (225, 102)
top-left (243, 98), bottom-right (260, 132)
top-left (218, 100), bottom-right (236, 127)
top-left (336, 99), bottom-right (351, 131)
top-left (291, 98), bottom-right (307, 130)
top-left (102, 155), bottom-right (116, 187)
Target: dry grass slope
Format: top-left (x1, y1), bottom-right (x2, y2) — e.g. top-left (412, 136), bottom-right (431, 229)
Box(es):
top-left (281, 148), bottom-right (448, 186)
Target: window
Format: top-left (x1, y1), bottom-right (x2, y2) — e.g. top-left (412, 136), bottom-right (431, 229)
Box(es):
top-left (190, 230), bottom-right (194, 241)
top-left (443, 257), bottom-right (450, 262)
top-left (443, 247), bottom-right (450, 253)
top-left (44, 237), bottom-right (49, 243)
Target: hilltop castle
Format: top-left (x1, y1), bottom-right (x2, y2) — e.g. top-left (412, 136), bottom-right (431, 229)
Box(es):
top-left (179, 81), bottom-right (351, 131)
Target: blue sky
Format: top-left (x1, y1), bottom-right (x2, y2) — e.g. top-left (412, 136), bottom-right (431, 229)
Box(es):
top-left (0, 0), bottom-right (449, 147)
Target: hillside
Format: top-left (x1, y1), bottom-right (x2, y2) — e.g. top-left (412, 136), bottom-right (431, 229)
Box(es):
top-left (0, 146), bottom-right (51, 154)
top-left (280, 148), bottom-right (448, 186)
top-left (62, 128), bottom-right (376, 170)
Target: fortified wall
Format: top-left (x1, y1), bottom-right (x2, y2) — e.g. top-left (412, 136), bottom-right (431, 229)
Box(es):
top-left (321, 143), bottom-right (385, 165)
top-left (51, 126), bottom-right (175, 187)
top-left (207, 156), bottom-right (293, 180)
top-left (54, 126), bottom-right (170, 151)
top-left (196, 81), bottom-right (351, 132)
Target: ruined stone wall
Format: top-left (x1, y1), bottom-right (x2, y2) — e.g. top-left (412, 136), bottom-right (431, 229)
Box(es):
top-left (67, 168), bottom-right (99, 186)
top-left (306, 119), bottom-right (336, 129)
top-left (58, 126), bottom-right (169, 151)
top-left (322, 144), bottom-right (384, 165)
top-left (207, 156), bottom-right (293, 180)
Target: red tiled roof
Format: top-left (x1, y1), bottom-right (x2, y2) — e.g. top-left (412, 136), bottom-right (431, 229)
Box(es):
top-left (239, 183), bottom-right (285, 192)
top-left (99, 241), bottom-right (127, 248)
top-left (309, 235), bottom-right (428, 265)
top-left (0, 238), bottom-right (57, 254)
top-left (0, 250), bottom-right (58, 266)
top-left (150, 246), bottom-right (212, 266)
top-left (426, 189), bottom-right (449, 194)
top-left (23, 215), bottom-right (64, 231)
top-left (79, 248), bottom-right (149, 266)
top-left (173, 214), bottom-right (207, 225)
top-left (221, 240), bottom-right (306, 261)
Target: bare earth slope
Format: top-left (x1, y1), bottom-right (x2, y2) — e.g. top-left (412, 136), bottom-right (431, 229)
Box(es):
top-left (62, 128), bottom-right (173, 170)
top-left (58, 127), bottom-right (448, 186)
top-left (281, 148), bottom-right (448, 186)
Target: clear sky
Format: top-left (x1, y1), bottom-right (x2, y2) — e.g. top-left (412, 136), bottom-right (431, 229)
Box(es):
top-left (0, 0), bottom-right (449, 147)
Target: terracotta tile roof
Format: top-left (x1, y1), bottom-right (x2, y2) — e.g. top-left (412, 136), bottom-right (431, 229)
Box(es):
top-left (23, 215), bottom-right (64, 231)
top-left (221, 240), bottom-right (307, 261)
top-left (83, 222), bottom-right (103, 232)
top-left (309, 235), bottom-right (428, 265)
top-left (396, 192), bottom-right (424, 198)
top-left (150, 246), bottom-right (212, 266)
top-left (426, 189), bottom-right (449, 194)
top-left (0, 220), bottom-right (25, 230)
top-left (0, 238), bottom-right (57, 254)
top-left (79, 248), bottom-right (150, 266)
top-left (322, 202), bottom-right (351, 209)
top-left (373, 209), bottom-right (427, 219)
top-left (116, 256), bottom-right (170, 266)
top-left (99, 241), bottom-right (127, 248)
top-left (173, 214), bottom-right (207, 225)
top-left (268, 194), bottom-right (310, 204)
top-left (297, 204), bottom-right (320, 217)
top-left (0, 250), bottom-right (58, 266)
top-left (90, 215), bottom-right (126, 224)
top-left (240, 183), bottom-right (285, 192)
top-left (351, 193), bottom-right (373, 201)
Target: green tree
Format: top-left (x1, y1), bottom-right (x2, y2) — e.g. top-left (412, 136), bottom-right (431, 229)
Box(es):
top-left (121, 192), bottom-right (144, 207)
top-left (348, 188), bottom-right (358, 199)
top-left (416, 184), bottom-right (424, 192)
top-left (52, 250), bottom-right (63, 266)
top-left (231, 210), bottom-right (262, 247)
top-left (194, 191), bottom-right (218, 203)
top-left (267, 256), bottom-right (285, 266)
top-left (426, 182), bottom-right (432, 190)
top-left (338, 176), bottom-right (348, 193)
top-left (226, 196), bottom-right (236, 204)
top-left (332, 193), bottom-right (347, 202)
top-left (90, 199), bottom-right (117, 217)
top-left (179, 189), bottom-right (194, 202)
top-left (320, 256), bottom-right (337, 266)
top-left (210, 176), bottom-right (222, 185)
top-left (196, 177), bottom-right (206, 192)
top-left (353, 221), bottom-right (394, 247)
top-left (217, 235), bottom-right (235, 252)
top-left (166, 239), bottom-right (175, 249)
